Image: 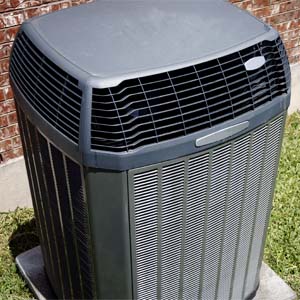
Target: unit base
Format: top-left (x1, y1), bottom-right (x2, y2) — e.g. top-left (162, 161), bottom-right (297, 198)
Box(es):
top-left (15, 246), bottom-right (56, 300)
top-left (246, 284), bottom-right (260, 300)
top-left (16, 246), bottom-right (296, 300)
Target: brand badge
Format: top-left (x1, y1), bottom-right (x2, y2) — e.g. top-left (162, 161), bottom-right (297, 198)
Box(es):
top-left (244, 56), bottom-right (266, 71)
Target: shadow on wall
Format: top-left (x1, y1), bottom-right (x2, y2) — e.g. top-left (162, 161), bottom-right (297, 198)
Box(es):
top-left (9, 218), bottom-right (39, 259)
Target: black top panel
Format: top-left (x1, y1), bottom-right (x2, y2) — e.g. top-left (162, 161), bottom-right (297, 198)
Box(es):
top-left (28, 0), bottom-right (269, 86)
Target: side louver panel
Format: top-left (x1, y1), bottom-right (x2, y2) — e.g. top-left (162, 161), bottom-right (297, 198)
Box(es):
top-left (10, 32), bottom-right (82, 144)
top-left (129, 114), bottom-right (285, 300)
top-left (17, 106), bottom-right (95, 300)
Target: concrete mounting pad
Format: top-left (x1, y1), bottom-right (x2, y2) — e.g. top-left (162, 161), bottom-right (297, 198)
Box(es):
top-left (16, 246), bottom-right (56, 300)
top-left (16, 246), bottom-right (297, 300)
top-left (254, 263), bottom-right (297, 300)
top-left (289, 63), bottom-right (300, 114)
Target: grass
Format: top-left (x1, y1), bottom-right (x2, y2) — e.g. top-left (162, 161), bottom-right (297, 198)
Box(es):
top-left (0, 208), bottom-right (37, 299)
top-left (0, 113), bottom-right (299, 299)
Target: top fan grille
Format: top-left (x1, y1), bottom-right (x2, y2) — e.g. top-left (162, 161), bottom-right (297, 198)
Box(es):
top-left (91, 38), bottom-right (290, 152)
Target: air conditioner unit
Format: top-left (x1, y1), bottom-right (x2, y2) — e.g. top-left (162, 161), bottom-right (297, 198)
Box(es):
top-left (10, 1), bottom-right (291, 299)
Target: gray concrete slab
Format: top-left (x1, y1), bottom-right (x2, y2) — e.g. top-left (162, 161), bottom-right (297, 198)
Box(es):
top-left (0, 157), bottom-right (32, 211)
top-left (16, 246), bottom-right (56, 300)
top-left (289, 63), bottom-right (300, 114)
top-left (254, 263), bottom-right (297, 300)
top-left (16, 246), bottom-right (297, 300)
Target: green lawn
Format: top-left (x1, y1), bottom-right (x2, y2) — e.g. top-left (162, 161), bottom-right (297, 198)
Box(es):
top-left (0, 113), bottom-right (299, 300)
top-left (0, 208), bottom-right (37, 299)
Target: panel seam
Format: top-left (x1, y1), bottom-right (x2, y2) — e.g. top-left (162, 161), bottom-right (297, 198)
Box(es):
top-left (198, 150), bottom-right (213, 299)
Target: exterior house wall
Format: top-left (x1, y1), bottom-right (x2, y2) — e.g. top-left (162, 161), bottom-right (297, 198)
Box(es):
top-left (232, 0), bottom-right (300, 65)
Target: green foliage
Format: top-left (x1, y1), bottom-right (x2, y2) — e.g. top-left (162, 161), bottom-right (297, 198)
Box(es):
top-left (0, 113), bottom-right (299, 299)
top-left (0, 208), bottom-right (36, 299)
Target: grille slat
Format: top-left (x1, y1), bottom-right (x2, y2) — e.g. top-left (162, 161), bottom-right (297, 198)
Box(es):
top-left (13, 41), bottom-right (81, 110)
top-left (18, 35), bottom-right (82, 98)
top-left (244, 117), bottom-right (284, 297)
top-left (10, 55), bottom-right (80, 126)
top-left (231, 126), bottom-right (269, 300)
top-left (18, 34), bottom-right (79, 88)
top-left (10, 32), bottom-right (82, 143)
top-left (92, 38), bottom-right (289, 152)
top-left (12, 53), bottom-right (79, 125)
top-left (10, 63), bottom-right (80, 141)
top-left (18, 109), bottom-right (95, 300)
top-left (133, 170), bottom-right (159, 300)
top-left (131, 115), bottom-right (285, 300)
top-left (92, 61), bottom-right (285, 109)
top-left (90, 67), bottom-right (286, 133)
top-left (17, 107), bottom-right (61, 296)
top-left (65, 158), bottom-right (95, 300)
top-left (93, 43), bottom-right (284, 99)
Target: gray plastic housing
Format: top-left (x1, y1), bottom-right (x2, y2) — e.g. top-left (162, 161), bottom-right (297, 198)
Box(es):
top-left (10, 0), bottom-right (291, 171)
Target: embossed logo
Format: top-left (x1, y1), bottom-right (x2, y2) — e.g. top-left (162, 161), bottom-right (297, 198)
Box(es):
top-left (244, 56), bottom-right (266, 71)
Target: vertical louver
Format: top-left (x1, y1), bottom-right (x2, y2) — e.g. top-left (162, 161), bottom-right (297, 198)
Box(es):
top-left (129, 114), bottom-right (285, 300)
top-left (17, 106), bottom-right (95, 300)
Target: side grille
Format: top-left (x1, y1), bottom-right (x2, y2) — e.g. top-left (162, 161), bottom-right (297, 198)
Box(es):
top-left (17, 106), bottom-right (95, 299)
top-left (129, 114), bottom-right (285, 300)
top-left (10, 32), bottom-right (82, 144)
top-left (92, 38), bottom-right (289, 152)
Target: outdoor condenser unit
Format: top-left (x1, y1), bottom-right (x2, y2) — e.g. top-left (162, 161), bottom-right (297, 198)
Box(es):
top-left (10, 1), bottom-right (291, 300)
